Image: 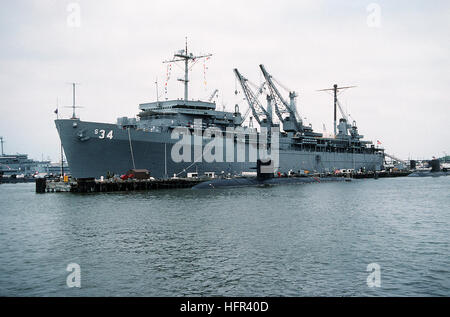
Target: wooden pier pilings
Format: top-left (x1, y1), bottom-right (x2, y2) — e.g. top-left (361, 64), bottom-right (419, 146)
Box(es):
top-left (35, 178), bottom-right (47, 193)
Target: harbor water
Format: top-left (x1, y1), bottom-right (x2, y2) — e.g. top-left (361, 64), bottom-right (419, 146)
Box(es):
top-left (0, 176), bottom-right (449, 296)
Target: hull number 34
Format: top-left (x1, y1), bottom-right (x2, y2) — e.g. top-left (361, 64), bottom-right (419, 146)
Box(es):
top-left (94, 129), bottom-right (113, 140)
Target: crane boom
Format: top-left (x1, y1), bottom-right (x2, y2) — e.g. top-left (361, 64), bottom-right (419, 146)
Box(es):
top-left (240, 82), bottom-right (266, 123)
top-left (208, 89), bottom-right (218, 102)
top-left (336, 99), bottom-right (348, 121)
top-left (233, 68), bottom-right (272, 127)
top-left (259, 64), bottom-right (301, 132)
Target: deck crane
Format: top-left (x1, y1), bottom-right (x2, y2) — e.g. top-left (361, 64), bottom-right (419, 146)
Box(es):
top-left (240, 81), bottom-right (269, 123)
top-left (208, 89), bottom-right (219, 102)
top-left (233, 68), bottom-right (273, 128)
top-left (259, 64), bottom-right (301, 132)
top-left (336, 99), bottom-right (348, 122)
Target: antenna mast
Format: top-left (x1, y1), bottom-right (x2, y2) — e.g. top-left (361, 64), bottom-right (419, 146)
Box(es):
top-left (163, 38), bottom-right (212, 101)
top-left (65, 82), bottom-right (82, 119)
top-left (0, 136), bottom-right (4, 156)
top-left (318, 84), bottom-right (356, 136)
top-left (155, 78), bottom-right (160, 107)
top-left (71, 83), bottom-right (77, 119)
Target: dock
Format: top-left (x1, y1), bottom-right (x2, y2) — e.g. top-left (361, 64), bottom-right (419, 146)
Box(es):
top-left (36, 177), bottom-right (207, 193)
top-left (35, 169), bottom-right (414, 194)
top-left (351, 170), bottom-right (412, 179)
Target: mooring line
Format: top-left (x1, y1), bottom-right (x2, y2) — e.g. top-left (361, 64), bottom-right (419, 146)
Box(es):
top-left (127, 127), bottom-right (136, 169)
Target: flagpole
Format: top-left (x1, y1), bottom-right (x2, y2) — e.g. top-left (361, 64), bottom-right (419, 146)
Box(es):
top-left (56, 97), bottom-right (59, 120)
top-left (55, 99), bottom-right (64, 178)
top-left (60, 139), bottom-right (64, 179)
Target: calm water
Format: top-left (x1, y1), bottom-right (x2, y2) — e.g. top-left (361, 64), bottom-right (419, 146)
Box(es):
top-left (0, 177), bottom-right (449, 296)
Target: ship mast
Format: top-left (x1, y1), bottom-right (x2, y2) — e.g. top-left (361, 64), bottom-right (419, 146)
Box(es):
top-left (0, 136), bottom-right (4, 156)
top-left (163, 38), bottom-right (212, 101)
top-left (71, 83), bottom-right (77, 119)
top-left (65, 82), bottom-right (82, 119)
top-left (318, 84), bottom-right (356, 136)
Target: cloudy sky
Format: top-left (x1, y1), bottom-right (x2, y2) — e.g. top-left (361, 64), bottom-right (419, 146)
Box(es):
top-left (0, 0), bottom-right (449, 161)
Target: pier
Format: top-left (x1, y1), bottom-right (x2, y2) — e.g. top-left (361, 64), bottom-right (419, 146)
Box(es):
top-left (351, 170), bottom-right (412, 179)
top-left (36, 177), bottom-right (207, 193)
top-left (35, 169), bottom-right (414, 194)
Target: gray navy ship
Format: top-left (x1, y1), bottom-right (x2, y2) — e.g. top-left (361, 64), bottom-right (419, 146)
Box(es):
top-left (0, 136), bottom-right (70, 183)
top-left (55, 44), bottom-right (384, 179)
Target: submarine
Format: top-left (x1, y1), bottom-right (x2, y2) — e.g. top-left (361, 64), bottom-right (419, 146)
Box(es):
top-left (192, 160), bottom-right (351, 190)
top-left (408, 158), bottom-right (450, 177)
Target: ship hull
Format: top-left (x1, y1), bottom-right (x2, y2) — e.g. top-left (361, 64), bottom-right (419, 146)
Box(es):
top-left (56, 119), bottom-right (384, 179)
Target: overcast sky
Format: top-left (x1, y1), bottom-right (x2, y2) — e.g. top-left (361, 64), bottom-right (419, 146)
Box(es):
top-left (0, 0), bottom-right (449, 161)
